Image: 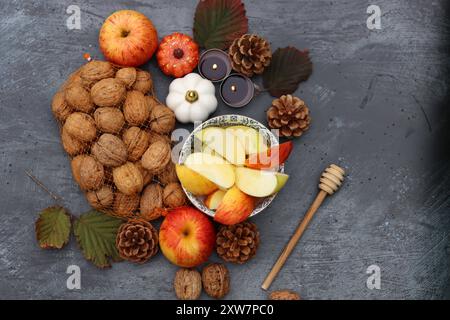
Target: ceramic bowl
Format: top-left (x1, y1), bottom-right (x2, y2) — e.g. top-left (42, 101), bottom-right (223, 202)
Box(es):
top-left (178, 115), bottom-right (283, 218)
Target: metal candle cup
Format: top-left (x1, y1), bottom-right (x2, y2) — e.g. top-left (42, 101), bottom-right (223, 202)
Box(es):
top-left (220, 74), bottom-right (255, 108)
top-left (198, 49), bottom-right (232, 82)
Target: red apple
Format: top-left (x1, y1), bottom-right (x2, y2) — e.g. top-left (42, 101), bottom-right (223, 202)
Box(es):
top-left (245, 141), bottom-right (293, 170)
top-left (214, 186), bottom-right (255, 225)
top-left (99, 10), bottom-right (158, 67)
top-left (159, 206), bottom-right (215, 267)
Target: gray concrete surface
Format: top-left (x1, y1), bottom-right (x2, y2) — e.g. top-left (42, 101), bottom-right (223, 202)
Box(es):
top-left (0, 0), bottom-right (449, 300)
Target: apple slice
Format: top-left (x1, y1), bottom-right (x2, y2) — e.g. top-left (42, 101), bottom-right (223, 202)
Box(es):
top-left (214, 186), bottom-right (254, 225)
top-left (205, 190), bottom-right (226, 210)
top-left (235, 167), bottom-right (277, 197)
top-left (226, 126), bottom-right (268, 155)
top-left (245, 141), bottom-right (293, 170)
top-left (195, 127), bottom-right (245, 165)
top-left (175, 164), bottom-right (218, 196)
top-left (274, 173), bottom-right (289, 193)
top-left (184, 152), bottom-right (235, 189)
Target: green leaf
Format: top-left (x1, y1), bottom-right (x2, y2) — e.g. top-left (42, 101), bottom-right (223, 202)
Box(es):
top-left (263, 47), bottom-right (313, 97)
top-left (35, 206), bottom-right (71, 249)
top-left (73, 210), bottom-right (123, 268)
top-left (194, 0), bottom-right (248, 49)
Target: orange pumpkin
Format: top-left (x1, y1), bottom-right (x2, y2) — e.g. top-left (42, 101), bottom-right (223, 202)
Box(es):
top-left (157, 33), bottom-right (199, 78)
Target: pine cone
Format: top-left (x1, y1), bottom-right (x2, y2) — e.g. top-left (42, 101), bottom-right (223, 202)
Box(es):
top-left (216, 222), bottom-right (260, 264)
top-left (229, 34), bottom-right (272, 77)
top-left (116, 218), bottom-right (158, 264)
top-left (267, 94), bottom-right (311, 138)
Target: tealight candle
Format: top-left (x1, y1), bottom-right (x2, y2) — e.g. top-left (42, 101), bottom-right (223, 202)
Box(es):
top-left (220, 74), bottom-right (255, 108)
top-left (198, 49), bottom-right (232, 82)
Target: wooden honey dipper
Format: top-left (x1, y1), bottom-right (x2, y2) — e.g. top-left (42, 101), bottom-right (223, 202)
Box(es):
top-left (261, 164), bottom-right (345, 290)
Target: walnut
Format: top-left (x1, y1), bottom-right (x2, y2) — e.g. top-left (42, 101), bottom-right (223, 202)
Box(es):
top-left (149, 104), bottom-right (175, 134)
top-left (61, 127), bottom-right (86, 156)
top-left (115, 67), bottom-right (136, 88)
top-left (156, 161), bottom-right (178, 185)
top-left (61, 70), bottom-right (84, 91)
top-left (78, 155), bottom-right (104, 191)
top-left (113, 162), bottom-right (144, 195)
top-left (268, 290), bottom-right (300, 300)
top-left (132, 70), bottom-right (153, 94)
top-left (91, 133), bottom-right (128, 167)
top-left (80, 60), bottom-right (115, 87)
top-left (113, 192), bottom-right (140, 217)
top-left (141, 141), bottom-right (171, 174)
top-left (94, 107), bottom-right (125, 134)
top-left (64, 85), bottom-right (95, 113)
top-left (202, 263), bottom-right (230, 299)
top-left (163, 183), bottom-right (186, 208)
top-left (52, 91), bottom-right (72, 121)
top-left (147, 131), bottom-right (171, 145)
top-left (91, 78), bottom-right (126, 107)
top-left (145, 96), bottom-right (159, 111)
top-left (135, 162), bottom-right (153, 186)
top-left (86, 185), bottom-right (114, 210)
top-left (122, 127), bottom-right (150, 162)
top-left (71, 154), bottom-right (90, 185)
top-left (123, 90), bottom-right (151, 126)
top-left (140, 183), bottom-right (163, 220)
top-left (63, 112), bottom-right (97, 142)
top-left (174, 269), bottom-right (202, 300)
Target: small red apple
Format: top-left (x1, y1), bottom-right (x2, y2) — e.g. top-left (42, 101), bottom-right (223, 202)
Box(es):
top-left (99, 10), bottom-right (158, 67)
top-left (159, 206), bottom-right (215, 267)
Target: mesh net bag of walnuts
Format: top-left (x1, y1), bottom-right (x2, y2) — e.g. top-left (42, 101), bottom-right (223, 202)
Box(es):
top-left (52, 60), bottom-right (187, 220)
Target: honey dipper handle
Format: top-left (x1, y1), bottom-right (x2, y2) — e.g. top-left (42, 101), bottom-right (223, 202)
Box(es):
top-left (261, 190), bottom-right (328, 290)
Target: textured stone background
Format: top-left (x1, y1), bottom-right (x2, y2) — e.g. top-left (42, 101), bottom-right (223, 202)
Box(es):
top-left (0, 0), bottom-right (449, 300)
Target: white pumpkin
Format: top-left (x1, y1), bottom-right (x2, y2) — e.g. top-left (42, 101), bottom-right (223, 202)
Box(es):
top-left (166, 73), bottom-right (218, 123)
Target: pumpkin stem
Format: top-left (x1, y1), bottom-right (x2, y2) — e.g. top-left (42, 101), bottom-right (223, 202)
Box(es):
top-left (185, 90), bottom-right (199, 103)
top-left (173, 48), bottom-right (184, 59)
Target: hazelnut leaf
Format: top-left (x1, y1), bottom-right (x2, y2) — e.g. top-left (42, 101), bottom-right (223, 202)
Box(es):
top-left (262, 47), bottom-right (313, 97)
top-left (193, 0), bottom-right (248, 50)
top-left (35, 206), bottom-right (71, 249)
top-left (73, 210), bottom-right (123, 268)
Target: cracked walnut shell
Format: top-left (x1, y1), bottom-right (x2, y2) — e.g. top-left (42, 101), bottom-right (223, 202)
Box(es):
top-left (91, 133), bottom-right (128, 167)
top-left (123, 90), bottom-right (151, 126)
top-left (174, 269), bottom-right (202, 300)
top-left (122, 127), bottom-right (150, 162)
top-left (91, 78), bottom-right (126, 107)
top-left (140, 183), bottom-right (163, 220)
top-left (141, 140), bottom-right (171, 174)
top-left (113, 162), bottom-right (144, 195)
top-left (94, 107), bottom-right (125, 134)
top-left (63, 112), bottom-right (97, 142)
top-left (202, 263), bottom-right (230, 299)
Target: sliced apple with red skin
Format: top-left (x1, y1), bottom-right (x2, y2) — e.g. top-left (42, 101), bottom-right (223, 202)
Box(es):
top-left (205, 189), bottom-right (226, 210)
top-left (245, 141), bottom-right (293, 170)
top-left (235, 167), bottom-right (289, 197)
top-left (175, 164), bottom-right (218, 196)
top-left (184, 152), bottom-right (235, 189)
top-left (214, 186), bottom-right (255, 225)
